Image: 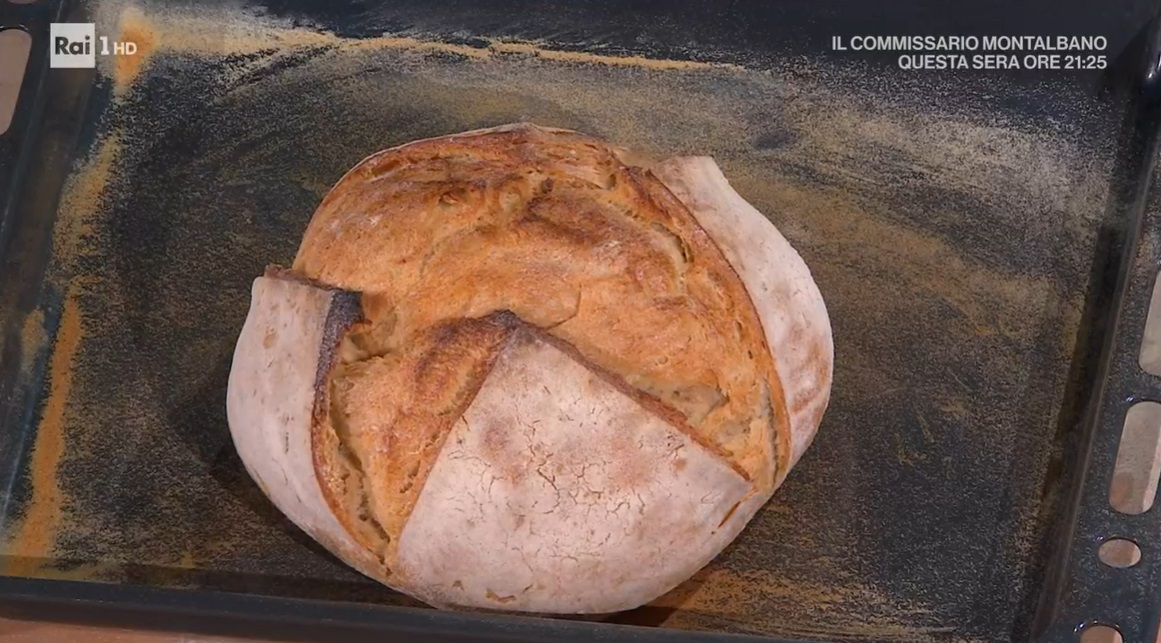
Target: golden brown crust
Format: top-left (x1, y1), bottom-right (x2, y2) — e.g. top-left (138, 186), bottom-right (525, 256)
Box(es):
top-left (326, 313), bottom-right (515, 566)
top-left (652, 157), bottom-right (833, 475)
top-left (291, 123), bottom-right (790, 568)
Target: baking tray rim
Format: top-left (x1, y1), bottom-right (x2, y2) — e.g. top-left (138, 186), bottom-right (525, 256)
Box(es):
top-left (3, 1), bottom-right (1161, 642)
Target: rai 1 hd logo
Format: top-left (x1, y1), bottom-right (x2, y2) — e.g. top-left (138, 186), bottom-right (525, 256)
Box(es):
top-left (50, 23), bottom-right (138, 69)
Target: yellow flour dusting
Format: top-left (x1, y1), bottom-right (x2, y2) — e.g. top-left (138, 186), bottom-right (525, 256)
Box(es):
top-left (55, 133), bottom-right (124, 260)
top-left (651, 567), bottom-right (945, 642)
top-left (111, 5), bottom-right (157, 98)
top-left (100, 1), bottom-right (739, 96)
top-left (1, 291), bottom-right (83, 576)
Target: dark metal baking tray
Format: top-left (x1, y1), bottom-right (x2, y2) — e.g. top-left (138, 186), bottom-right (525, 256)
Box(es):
top-left (3, 0), bottom-right (1161, 641)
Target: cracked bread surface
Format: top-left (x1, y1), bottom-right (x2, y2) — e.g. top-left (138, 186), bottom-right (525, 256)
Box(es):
top-left (225, 273), bottom-right (383, 581)
top-left (395, 326), bottom-right (753, 613)
top-left (227, 123), bottom-right (832, 614)
top-left (293, 124), bottom-right (790, 558)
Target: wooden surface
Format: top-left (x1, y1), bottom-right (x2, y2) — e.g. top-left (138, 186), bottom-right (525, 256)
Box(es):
top-left (0, 616), bottom-right (276, 643)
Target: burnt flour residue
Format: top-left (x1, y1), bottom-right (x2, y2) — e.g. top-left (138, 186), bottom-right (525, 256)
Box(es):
top-left (0, 0), bottom-right (1121, 641)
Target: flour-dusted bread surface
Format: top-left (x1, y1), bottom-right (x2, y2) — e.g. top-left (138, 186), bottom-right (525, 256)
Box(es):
top-left (292, 123), bottom-right (790, 566)
top-left (226, 123), bottom-right (832, 614)
top-left (396, 327), bottom-right (751, 613)
top-left (225, 273), bottom-right (382, 579)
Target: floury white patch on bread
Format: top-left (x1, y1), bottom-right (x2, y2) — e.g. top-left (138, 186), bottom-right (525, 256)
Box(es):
top-left (226, 123), bottom-right (833, 614)
top-left (225, 272), bottom-right (383, 580)
top-left (395, 327), bottom-right (752, 613)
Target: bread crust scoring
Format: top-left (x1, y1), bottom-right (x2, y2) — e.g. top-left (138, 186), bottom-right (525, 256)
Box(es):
top-left (227, 123), bottom-right (834, 614)
top-left (292, 124), bottom-right (791, 571)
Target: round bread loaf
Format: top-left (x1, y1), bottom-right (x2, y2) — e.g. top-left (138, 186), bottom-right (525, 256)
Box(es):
top-left (225, 123), bottom-right (833, 614)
